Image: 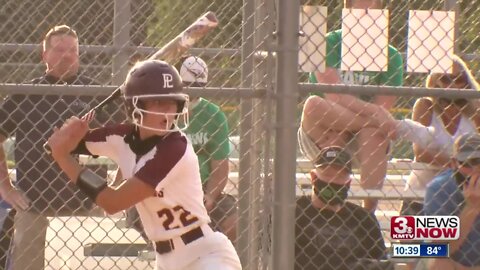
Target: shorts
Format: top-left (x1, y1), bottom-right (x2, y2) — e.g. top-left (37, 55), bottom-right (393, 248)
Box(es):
top-left (209, 194), bottom-right (237, 231)
top-left (297, 126), bottom-right (392, 168)
top-left (297, 126), bottom-right (359, 167)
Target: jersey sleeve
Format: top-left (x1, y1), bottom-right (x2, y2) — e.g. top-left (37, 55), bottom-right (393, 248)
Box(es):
top-left (74, 124), bottom-right (130, 158)
top-left (208, 109), bottom-right (230, 160)
top-left (134, 136), bottom-right (187, 188)
top-left (381, 47), bottom-right (404, 86)
top-left (0, 96), bottom-right (24, 138)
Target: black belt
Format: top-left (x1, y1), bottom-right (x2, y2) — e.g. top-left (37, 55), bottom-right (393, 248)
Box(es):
top-left (154, 226), bottom-right (205, 254)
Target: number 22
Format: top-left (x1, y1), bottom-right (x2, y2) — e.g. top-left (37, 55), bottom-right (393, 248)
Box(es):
top-left (157, 206), bottom-right (199, 230)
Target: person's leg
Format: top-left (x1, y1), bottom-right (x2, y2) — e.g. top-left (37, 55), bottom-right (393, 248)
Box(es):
top-left (184, 233), bottom-right (242, 270)
top-left (0, 208), bottom-right (14, 270)
top-left (302, 96), bottom-right (376, 137)
top-left (356, 127), bottom-right (389, 212)
top-left (11, 211), bottom-right (48, 270)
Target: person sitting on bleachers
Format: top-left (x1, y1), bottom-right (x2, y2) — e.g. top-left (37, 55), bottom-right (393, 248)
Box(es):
top-left (424, 133), bottom-right (480, 270)
top-left (295, 146), bottom-right (393, 270)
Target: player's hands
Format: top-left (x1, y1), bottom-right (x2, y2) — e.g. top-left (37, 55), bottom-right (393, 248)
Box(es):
top-left (0, 186), bottom-right (30, 211)
top-left (204, 194), bottom-right (216, 212)
top-left (47, 116), bottom-right (89, 159)
top-left (463, 172), bottom-right (480, 213)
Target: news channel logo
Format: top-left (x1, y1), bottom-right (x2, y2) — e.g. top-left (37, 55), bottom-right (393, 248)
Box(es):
top-left (391, 216), bottom-right (460, 240)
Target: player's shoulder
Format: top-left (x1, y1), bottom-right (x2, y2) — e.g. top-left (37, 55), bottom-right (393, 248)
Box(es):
top-left (156, 131), bottom-right (188, 150)
top-left (87, 123), bottom-right (134, 142)
top-left (198, 98), bottom-right (221, 112)
top-left (428, 169), bottom-right (455, 191)
top-left (149, 132), bottom-right (190, 168)
top-left (326, 29), bottom-right (342, 43)
top-left (327, 29), bottom-right (342, 38)
top-left (196, 98), bottom-right (226, 118)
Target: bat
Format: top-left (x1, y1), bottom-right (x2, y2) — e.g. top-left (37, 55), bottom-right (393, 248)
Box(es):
top-left (44, 11), bottom-right (219, 153)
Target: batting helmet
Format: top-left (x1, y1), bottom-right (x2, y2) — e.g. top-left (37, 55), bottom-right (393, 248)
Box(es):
top-left (179, 56), bottom-right (208, 87)
top-left (123, 59), bottom-right (189, 132)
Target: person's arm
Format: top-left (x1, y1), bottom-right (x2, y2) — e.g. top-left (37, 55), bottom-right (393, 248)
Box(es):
top-left (0, 135), bottom-right (29, 210)
top-left (50, 153), bottom-right (155, 214)
top-left (204, 159), bottom-right (229, 210)
top-left (48, 117), bottom-right (155, 214)
top-left (0, 97), bottom-right (30, 210)
top-left (449, 172), bottom-right (480, 253)
top-left (0, 135), bottom-right (11, 194)
top-left (203, 108), bottom-right (231, 210)
top-left (411, 98), bottom-right (450, 166)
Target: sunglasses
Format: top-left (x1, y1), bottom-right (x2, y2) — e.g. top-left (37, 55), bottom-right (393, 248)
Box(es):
top-left (438, 73), bottom-right (468, 87)
top-left (459, 158), bottom-right (480, 168)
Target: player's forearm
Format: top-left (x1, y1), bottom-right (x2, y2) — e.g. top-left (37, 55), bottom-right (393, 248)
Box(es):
top-left (51, 154), bottom-right (83, 184)
top-left (205, 160), bottom-right (229, 200)
top-left (450, 205), bottom-right (480, 253)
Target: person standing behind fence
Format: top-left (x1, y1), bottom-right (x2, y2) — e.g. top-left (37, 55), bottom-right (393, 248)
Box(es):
top-left (0, 25), bottom-right (120, 270)
top-left (402, 55), bottom-right (480, 218)
top-left (179, 56), bottom-right (237, 243)
top-left (307, 0), bottom-right (404, 212)
top-left (424, 133), bottom-right (480, 270)
top-left (295, 146), bottom-right (392, 270)
top-left (46, 59), bottom-right (242, 270)
top-left (122, 55), bottom-right (238, 248)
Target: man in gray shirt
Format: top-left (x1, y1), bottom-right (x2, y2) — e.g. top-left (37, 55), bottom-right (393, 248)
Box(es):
top-left (0, 25), bottom-right (122, 270)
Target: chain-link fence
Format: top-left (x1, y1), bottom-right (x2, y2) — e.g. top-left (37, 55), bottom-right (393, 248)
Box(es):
top-left (0, 0), bottom-right (479, 269)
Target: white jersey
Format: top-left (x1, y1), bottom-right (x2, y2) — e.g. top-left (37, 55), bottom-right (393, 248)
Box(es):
top-left (82, 123), bottom-right (210, 241)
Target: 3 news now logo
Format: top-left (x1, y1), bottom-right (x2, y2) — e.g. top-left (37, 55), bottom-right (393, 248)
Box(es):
top-left (391, 216), bottom-right (460, 240)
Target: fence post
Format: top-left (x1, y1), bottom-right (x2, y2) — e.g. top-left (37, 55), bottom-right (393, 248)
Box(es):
top-left (112, 0), bottom-right (131, 85)
top-left (238, 0), bottom-right (255, 268)
top-left (272, 0), bottom-right (299, 269)
top-left (443, 0), bottom-right (459, 54)
top-left (257, 0), bottom-right (276, 269)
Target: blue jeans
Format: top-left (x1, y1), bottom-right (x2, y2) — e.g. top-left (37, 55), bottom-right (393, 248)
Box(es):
top-left (0, 205), bottom-right (14, 270)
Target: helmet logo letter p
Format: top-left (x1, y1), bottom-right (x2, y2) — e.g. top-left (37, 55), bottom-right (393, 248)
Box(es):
top-left (163, 74), bottom-right (174, 88)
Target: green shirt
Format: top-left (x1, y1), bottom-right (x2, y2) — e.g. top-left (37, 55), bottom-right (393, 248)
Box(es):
top-left (185, 98), bottom-right (230, 184)
top-left (309, 29), bottom-right (404, 100)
